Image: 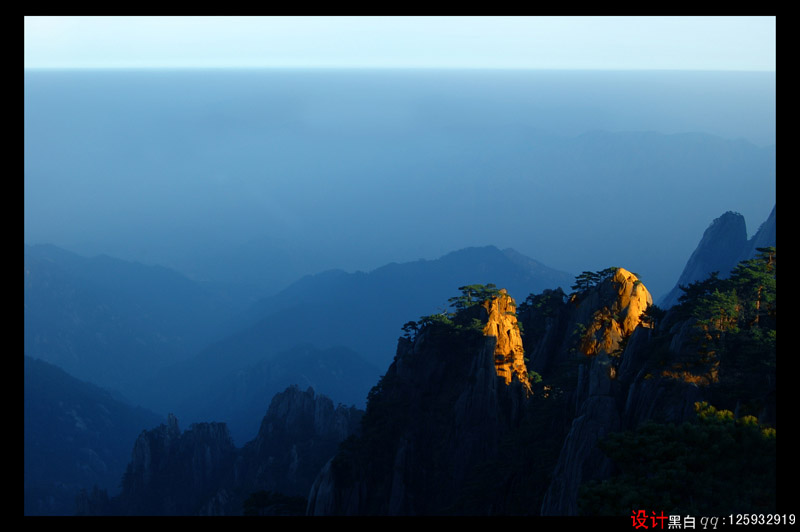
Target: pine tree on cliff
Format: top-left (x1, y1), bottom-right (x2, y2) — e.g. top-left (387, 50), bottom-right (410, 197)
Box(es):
top-left (578, 403), bottom-right (776, 516)
top-left (729, 246), bottom-right (775, 328)
top-left (571, 271), bottom-right (600, 292)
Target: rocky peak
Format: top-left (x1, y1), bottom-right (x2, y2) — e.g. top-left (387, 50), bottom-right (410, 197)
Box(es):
top-left (239, 385), bottom-right (363, 500)
top-left (257, 385), bottom-right (361, 444)
top-left (540, 268), bottom-right (653, 515)
top-left (105, 387), bottom-right (361, 515)
top-left (741, 205), bottom-right (775, 262)
top-left (118, 415), bottom-right (237, 515)
top-left (167, 413), bottom-right (180, 435)
top-left (574, 268), bottom-right (653, 359)
top-left (481, 289), bottom-right (531, 394)
top-left (306, 286), bottom-right (535, 515)
top-left (659, 211), bottom-right (749, 308)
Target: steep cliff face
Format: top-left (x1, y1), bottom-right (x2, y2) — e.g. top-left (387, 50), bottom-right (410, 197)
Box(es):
top-left (235, 386), bottom-right (363, 500)
top-left (307, 288), bottom-right (532, 515)
top-left (307, 252), bottom-right (775, 516)
top-left (101, 386), bottom-right (361, 515)
top-left (536, 251), bottom-right (777, 515)
top-left (660, 207), bottom-right (775, 308)
top-left (483, 289), bottom-right (531, 393)
top-left (741, 204), bottom-right (776, 262)
top-left (575, 268), bottom-right (653, 358)
top-left (538, 268), bottom-right (654, 515)
top-left (659, 211), bottom-right (747, 308)
top-left (117, 414), bottom-right (237, 515)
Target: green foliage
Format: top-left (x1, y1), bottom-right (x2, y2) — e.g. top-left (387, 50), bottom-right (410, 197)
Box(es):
top-left (447, 283), bottom-right (502, 312)
top-left (418, 312), bottom-right (455, 329)
top-left (676, 247), bottom-right (776, 330)
top-left (518, 287), bottom-right (566, 316)
top-left (412, 284), bottom-right (510, 344)
top-left (579, 250), bottom-right (778, 515)
top-left (729, 247), bottom-right (776, 328)
top-left (578, 404), bottom-right (776, 516)
top-left (676, 272), bottom-right (724, 312)
top-left (570, 267), bottom-right (620, 295)
top-left (401, 320), bottom-right (419, 339)
top-left (665, 247), bottom-right (776, 418)
top-left (568, 322), bottom-right (588, 354)
top-left (517, 288), bottom-right (567, 355)
top-left (571, 271), bottom-right (601, 292)
top-left (640, 304), bottom-right (665, 328)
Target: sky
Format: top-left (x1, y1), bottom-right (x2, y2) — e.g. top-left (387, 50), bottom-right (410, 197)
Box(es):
top-left (24, 16), bottom-right (776, 71)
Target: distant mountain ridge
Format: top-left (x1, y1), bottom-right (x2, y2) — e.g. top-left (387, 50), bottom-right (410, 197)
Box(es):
top-left (23, 242), bottom-right (572, 447)
top-left (24, 356), bottom-right (163, 516)
top-left (158, 246), bottom-right (572, 427)
top-left (240, 245), bottom-right (573, 357)
top-left (24, 244), bottom-right (242, 406)
top-left (175, 344), bottom-right (379, 444)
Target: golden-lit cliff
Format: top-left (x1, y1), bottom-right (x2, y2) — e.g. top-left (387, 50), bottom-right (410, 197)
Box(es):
top-left (481, 289), bottom-right (531, 394)
top-left (576, 267), bottom-right (653, 358)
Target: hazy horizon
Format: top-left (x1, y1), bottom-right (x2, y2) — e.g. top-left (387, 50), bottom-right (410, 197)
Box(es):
top-left (24, 68), bottom-right (775, 302)
top-left (23, 18), bottom-right (778, 517)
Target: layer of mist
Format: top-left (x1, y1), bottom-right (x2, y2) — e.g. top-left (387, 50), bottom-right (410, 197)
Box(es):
top-left (24, 69), bottom-right (776, 302)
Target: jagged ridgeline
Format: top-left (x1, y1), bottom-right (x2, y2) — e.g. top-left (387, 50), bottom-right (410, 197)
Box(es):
top-left (309, 253), bottom-right (776, 516)
top-left (578, 248), bottom-right (776, 516)
top-left (81, 386), bottom-right (363, 516)
top-left (84, 251), bottom-right (776, 515)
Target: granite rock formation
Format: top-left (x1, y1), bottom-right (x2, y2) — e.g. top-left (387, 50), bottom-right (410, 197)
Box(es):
top-left (96, 386), bottom-right (361, 515)
top-left (660, 206), bottom-right (775, 308)
top-left (306, 261), bottom-right (772, 516)
top-left (307, 288), bottom-right (532, 515)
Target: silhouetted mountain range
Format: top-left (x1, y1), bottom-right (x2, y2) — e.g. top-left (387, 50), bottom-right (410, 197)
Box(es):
top-left (81, 386), bottom-right (362, 515)
top-left (24, 244), bottom-right (242, 405)
top-left (212, 245), bottom-right (572, 372)
top-left (24, 356), bottom-right (163, 516)
top-left (24, 216), bottom-right (776, 515)
top-left (153, 245), bottom-right (572, 439)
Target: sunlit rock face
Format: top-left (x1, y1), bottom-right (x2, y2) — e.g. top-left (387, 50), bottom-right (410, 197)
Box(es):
top-left (576, 268), bottom-right (653, 358)
top-left (542, 268), bottom-right (653, 516)
top-left (307, 289), bottom-right (531, 515)
top-left (481, 289), bottom-right (531, 394)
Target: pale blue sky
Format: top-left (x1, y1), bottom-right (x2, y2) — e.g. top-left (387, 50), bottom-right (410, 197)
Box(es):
top-left (25, 16), bottom-right (775, 71)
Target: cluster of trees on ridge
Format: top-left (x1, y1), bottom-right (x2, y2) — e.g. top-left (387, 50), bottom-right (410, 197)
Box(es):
top-left (579, 247), bottom-right (776, 515)
top-left (328, 248), bottom-right (776, 516)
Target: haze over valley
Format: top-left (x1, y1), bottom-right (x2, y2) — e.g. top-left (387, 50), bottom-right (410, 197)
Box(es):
top-left (24, 16), bottom-right (777, 517)
top-left (24, 69), bottom-right (775, 303)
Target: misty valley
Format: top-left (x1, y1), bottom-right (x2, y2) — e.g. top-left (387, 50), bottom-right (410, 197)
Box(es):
top-left (24, 69), bottom-right (776, 516)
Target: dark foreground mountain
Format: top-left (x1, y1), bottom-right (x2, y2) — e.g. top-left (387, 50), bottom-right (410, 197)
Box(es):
top-left (309, 253), bottom-right (776, 515)
top-left (659, 206), bottom-right (775, 308)
top-left (24, 356), bottom-right (163, 516)
top-left (85, 386), bottom-right (362, 515)
top-left (72, 246), bottom-right (776, 516)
